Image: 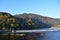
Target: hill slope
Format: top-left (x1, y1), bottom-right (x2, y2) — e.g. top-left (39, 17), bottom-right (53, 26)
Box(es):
top-left (0, 12), bottom-right (60, 30)
top-left (15, 13), bottom-right (60, 27)
top-left (0, 12), bottom-right (20, 30)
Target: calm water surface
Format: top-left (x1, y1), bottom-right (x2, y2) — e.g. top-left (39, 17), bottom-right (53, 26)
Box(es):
top-left (0, 31), bottom-right (60, 40)
top-left (35, 31), bottom-right (60, 40)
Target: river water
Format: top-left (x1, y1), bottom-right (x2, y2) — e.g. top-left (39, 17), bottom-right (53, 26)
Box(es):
top-left (35, 31), bottom-right (60, 40)
top-left (0, 31), bottom-right (60, 40)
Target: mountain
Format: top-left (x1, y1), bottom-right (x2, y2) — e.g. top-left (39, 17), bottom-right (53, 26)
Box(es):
top-left (15, 13), bottom-right (60, 27)
top-left (15, 13), bottom-right (52, 29)
top-left (0, 12), bottom-right (60, 30)
top-left (55, 18), bottom-right (60, 24)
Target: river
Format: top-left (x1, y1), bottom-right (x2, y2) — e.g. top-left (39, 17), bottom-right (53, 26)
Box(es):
top-left (0, 31), bottom-right (60, 40)
top-left (35, 31), bottom-right (60, 40)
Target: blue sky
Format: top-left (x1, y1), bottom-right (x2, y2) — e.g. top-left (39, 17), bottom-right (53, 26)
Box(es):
top-left (0, 0), bottom-right (60, 18)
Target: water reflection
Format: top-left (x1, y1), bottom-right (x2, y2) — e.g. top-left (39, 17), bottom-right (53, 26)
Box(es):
top-left (36, 31), bottom-right (60, 40)
top-left (0, 31), bottom-right (60, 40)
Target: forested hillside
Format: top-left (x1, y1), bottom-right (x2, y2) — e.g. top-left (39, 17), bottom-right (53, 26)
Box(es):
top-left (0, 12), bottom-right (60, 30)
top-left (15, 13), bottom-right (60, 27)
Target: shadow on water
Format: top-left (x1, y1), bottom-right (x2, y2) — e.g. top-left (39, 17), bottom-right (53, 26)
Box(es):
top-left (0, 33), bottom-right (43, 40)
top-left (0, 31), bottom-right (60, 40)
top-left (0, 34), bottom-right (28, 40)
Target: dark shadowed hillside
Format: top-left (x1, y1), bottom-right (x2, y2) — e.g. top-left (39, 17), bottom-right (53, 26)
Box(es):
top-left (0, 12), bottom-right (51, 30)
top-left (15, 13), bottom-right (60, 27)
top-left (0, 12), bottom-right (60, 30)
